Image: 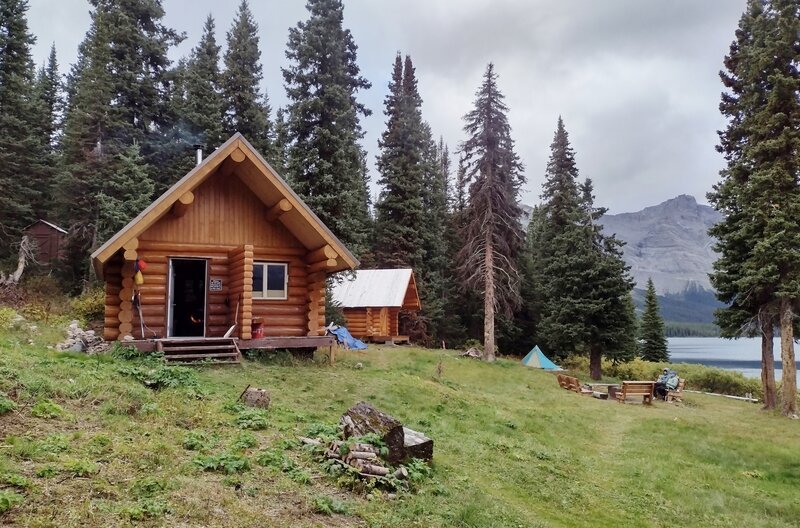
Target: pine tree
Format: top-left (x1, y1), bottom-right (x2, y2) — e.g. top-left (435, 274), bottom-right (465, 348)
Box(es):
top-left (374, 53), bottom-right (426, 269)
top-left (273, 107), bottom-right (290, 176)
top-left (533, 119), bottom-right (636, 379)
top-left (222, 0), bottom-right (273, 159)
top-left (184, 15), bottom-right (224, 151)
top-left (456, 64), bottom-right (525, 361)
top-left (0, 0), bottom-right (44, 259)
top-left (640, 278), bottom-right (669, 362)
top-left (33, 44), bottom-right (61, 147)
top-left (709, 0), bottom-right (800, 415)
top-left (283, 0), bottom-right (372, 257)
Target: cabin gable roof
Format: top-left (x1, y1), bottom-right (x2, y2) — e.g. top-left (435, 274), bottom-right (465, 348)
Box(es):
top-left (90, 133), bottom-right (359, 278)
top-left (332, 268), bottom-right (421, 309)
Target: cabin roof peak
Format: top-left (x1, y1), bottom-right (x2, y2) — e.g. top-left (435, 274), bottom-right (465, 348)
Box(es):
top-left (90, 133), bottom-right (359, 277)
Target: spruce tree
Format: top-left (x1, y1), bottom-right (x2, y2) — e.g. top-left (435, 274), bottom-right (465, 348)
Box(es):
top-left (28, 44), bottom-right (62, 219)
top-left (283, 0), bottom-right (372, 257)
top-left (640, 278), bottom-right (669, 362)
top-left (0, 0), bottom-right (44, 259)
top-left (456, 64), bottom-right (525, 361)
top-left (222, 0), bottom-right (274, 159)
top-left (374, 53), bottom-right (426, 269)
top-left (709, 0), bottom-right (800, 415)
top-left (184, 15), bottom-right (225, 151)
top-left (96, 144), bottom-right (154, 244)
top-left (273, 107), bottom-right (290, 176)
top-left (57, 0), bottom-right (180, 287)
top-left (533, 119), bottom-right (636, 378)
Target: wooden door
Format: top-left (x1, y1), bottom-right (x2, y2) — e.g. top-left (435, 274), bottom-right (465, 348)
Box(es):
top-left (378, 307), bottom-right (389, 336)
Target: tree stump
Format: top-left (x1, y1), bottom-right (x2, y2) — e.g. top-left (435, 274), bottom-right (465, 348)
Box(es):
top-left (240, 387), bottom-right (271, 409)
top-left (403, 427), bottom-right (434, 461)
top-left (340, 401), bottom-right (405, 463)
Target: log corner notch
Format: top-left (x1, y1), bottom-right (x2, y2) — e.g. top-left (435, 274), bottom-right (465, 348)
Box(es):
top-left (265, 198), bottom-right (292, 222)
top-left (170, 191), bottom-right (195, 218)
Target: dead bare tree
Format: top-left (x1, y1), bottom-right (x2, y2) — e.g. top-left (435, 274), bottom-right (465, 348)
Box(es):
top-left (0, 235), bottom-right (36, 286)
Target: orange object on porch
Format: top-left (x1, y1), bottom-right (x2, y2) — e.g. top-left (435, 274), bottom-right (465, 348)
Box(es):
top-left (251, 319), bottom-right (264, 339)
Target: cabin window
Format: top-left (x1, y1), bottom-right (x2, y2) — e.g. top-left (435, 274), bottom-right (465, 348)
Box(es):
top-left (252, 262), bottom-right (288, 300)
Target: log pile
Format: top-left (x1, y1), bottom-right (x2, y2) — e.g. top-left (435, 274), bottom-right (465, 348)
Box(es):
top-left (339, 402), bottom-right (433, 464)
top-left (321, 439), bottom-right (407, 480)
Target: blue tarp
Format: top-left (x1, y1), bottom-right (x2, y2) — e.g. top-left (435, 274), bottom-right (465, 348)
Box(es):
top-left (328, 325), bottom-right (368, 350)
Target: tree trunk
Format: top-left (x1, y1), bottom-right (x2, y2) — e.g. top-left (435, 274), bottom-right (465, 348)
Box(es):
top-left (779, 298), bottom-right (798, 418)
top-left (589, 345), bottom-right (602, 380)
top-left (759, 312), bottom-right (777, 411)
top-left (483, 228), bottom-right (496, 362)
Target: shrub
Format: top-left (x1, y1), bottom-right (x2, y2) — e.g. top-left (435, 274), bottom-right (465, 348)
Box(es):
top-left (0, 393), bottom-right (17, 415)
top-left (70, 287), bottom-right (105, 324)
top-left (193, 452), bottom-right (250, 474)
top-left (62, 459), bottom-right (99, 477)
top-left (121, 498), bottom-right (170, 520)
top-left (35, 465), bottom-right (59, 478)
top-left (312, 494), bottom-right (349, 516)
top-left (0, 307), bottom-right (19, 330)
top-left (1, 473), bottom-right (31, 489)
top-left (182, 431), bottom-right (215, 451)
top-left (231, 431), bottom-right (258, 451)
top-left (30, 400), bottom-right (64, 419)
top-left (235, 409), bottom-right (269, 430)
top-left (0, 491), bottom-right (23, 514)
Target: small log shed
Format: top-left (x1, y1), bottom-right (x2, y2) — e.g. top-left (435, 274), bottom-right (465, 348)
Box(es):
top-left (24, 220), bottom-right (66, 263)
top-left (332, 269), bottom-right (421, 343)
top-left (90, 133), bottom-right (359, 349)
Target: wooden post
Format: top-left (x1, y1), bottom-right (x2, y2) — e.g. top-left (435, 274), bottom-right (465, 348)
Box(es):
top-left (118, 258), bottom-right (135, 339)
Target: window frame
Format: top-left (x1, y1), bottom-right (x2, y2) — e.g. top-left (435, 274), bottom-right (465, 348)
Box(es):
top-left (252, 261), bottom-right (289, 301)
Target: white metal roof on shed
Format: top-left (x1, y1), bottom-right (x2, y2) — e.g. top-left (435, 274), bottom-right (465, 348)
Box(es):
top-left (332, 268), bottom-right (414, 308)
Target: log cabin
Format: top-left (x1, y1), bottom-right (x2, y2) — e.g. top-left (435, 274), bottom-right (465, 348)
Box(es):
top-left (90, 133), bottom-right (358, 360)
top-left (332, 269), bottom-right (421, 343)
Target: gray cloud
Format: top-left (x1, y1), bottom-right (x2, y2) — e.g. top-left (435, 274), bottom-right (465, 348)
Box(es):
top-left (28, 0), bottom-right (746, 213)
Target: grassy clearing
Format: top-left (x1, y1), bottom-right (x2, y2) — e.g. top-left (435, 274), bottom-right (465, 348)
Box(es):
top-left (1, 325), bottom-right (799, 527)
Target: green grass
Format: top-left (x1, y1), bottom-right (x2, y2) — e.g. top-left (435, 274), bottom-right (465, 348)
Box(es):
top-left (1, 326), bottom-right (799, 527)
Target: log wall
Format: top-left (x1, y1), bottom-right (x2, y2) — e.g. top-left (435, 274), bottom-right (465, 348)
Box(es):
top-left (249, 249), bottom-right (310, 337)
top-left (341, 307), bottom-right (401, 339)
top-left (228, 245), bottom-right (253, 340)
top-left (103, 255), bottom-right (123, 341)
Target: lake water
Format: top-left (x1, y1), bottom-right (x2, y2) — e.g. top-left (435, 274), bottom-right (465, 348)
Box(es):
top-left (668, 337), bottom-right (799, 386)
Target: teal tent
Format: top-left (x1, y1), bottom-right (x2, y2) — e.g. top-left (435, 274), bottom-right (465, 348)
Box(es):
top-left (521, 346), bottom-right (560, 370)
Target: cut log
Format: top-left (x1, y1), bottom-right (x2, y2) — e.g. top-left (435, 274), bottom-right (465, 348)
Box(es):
top-left (240, 387), bottom-right (271, 409)
top-left (340, 401), bottom-right (405, 464)
top-left (346, 451), bottom-right (378, 461)
top-left (403, 427), bottom-right (434, 461)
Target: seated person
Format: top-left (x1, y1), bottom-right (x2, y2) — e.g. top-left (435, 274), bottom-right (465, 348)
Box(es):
top-left (655, 368), bottom-right (679, 399)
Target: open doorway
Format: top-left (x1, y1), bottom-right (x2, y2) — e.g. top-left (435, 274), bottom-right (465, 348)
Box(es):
top-left (168, 258), bottom-right (207, 337)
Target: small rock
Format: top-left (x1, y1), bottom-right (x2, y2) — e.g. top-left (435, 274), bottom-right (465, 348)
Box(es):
top-left (354, 362), bottom-right (364, 369)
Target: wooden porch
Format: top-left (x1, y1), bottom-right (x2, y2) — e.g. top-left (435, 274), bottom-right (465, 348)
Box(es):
top-left (126, 335), bottom-right (336, 364)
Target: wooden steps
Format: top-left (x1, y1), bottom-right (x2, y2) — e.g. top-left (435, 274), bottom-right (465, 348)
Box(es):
top-left (156, 338), bottom-right (242, 364)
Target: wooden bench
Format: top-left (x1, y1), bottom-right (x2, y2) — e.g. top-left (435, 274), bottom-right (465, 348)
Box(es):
top-left (616, 381), bottom-right (654, 404)
top-left (557, 374), bottom-right (593, 395)
top-left (665, 378), bottom-right (686, 402)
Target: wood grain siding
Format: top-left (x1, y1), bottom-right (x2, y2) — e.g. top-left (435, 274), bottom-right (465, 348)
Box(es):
top-left (228, 245), bottom-right (253, 340)
top-left (306, 272), bottom-right (326, 336)
top-left (139, 169), bottom-right (304, 248)
top-left (251, 251), bottom-right (308, 337)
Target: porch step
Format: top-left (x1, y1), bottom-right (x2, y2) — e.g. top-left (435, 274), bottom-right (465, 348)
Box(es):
top-left (156, 338), bottom-right (241, 365)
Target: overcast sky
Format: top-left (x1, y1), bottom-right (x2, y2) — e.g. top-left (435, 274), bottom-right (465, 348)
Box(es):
top-left (27, 0), bottom-right (745, 214)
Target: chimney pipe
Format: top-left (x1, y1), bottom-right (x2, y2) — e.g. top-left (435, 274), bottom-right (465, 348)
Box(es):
top-left (193, 144), bottom-right (204, 166)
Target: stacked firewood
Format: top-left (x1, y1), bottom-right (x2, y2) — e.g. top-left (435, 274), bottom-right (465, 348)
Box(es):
top-left (323, 440), bottom-right (408, 479)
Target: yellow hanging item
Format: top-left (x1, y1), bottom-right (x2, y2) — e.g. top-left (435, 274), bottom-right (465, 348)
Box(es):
top-left (134, 270), bottom-right (145, 285)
